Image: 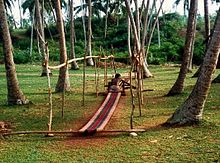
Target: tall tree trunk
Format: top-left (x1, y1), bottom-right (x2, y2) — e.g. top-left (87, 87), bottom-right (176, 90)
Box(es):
top-left (187, 32), bottom-right (196, 72)
top-left (167, 0), bottom-right (198, 96)
top-left (55, 0), bottom-right (70, 92)
top-left (154, 3), bottom-right (161, 47)
top-left (204, 0), bottom-right (210, 49)
top-left (127, 12), bottom-right (132, 57)
top-left (192, 0), bottom-right (210, 77)
top-left (143, 0), bottom-right (165, 78)
top-left (86, 0), bottom-right (94, 66)
top-left (0, 0), bottom-right (28, 105)
top-left (104, 0), bottom-right (109, 38)
top-left (35, 0), bottom-right (51, 76)
top-left (134, 0), bottom-right (140, 40)
top-left (164, 8), bottom-right (220, 126)
top-left (141, 0), bottom-right (150, 51)
top-left (69, 0), bottom-right (79, 70)
top-left (81, 0), bottom-right (87, 55)
top-left (125, 0), bottom-right (153, 78)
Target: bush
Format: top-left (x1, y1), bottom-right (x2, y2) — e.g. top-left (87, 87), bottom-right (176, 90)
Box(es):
top-left (13, 39), bottom-right (30, 50)
top-left (13, 50), bottom-right (31, 64)
top-left (149, 41), bottom-right (180, 63)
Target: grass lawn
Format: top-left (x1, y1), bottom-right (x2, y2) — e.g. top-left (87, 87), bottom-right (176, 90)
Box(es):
top-left (0, 63), bottom-right (220, 162)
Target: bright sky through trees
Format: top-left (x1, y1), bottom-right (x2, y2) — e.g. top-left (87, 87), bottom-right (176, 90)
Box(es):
top-left (12, 0), bottom-right (220, 24)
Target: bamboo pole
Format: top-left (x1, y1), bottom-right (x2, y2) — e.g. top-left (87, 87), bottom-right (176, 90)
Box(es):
top-left (145, 0), bottom-right (165, 56)
top-left (97, 57), bottom-right (101, 96)
top-left (94, 58), bottom-right (98, 97)
top-left (104, 56), bottom-right (107, 88)
top-left (2, 128), bottom-right (146, 137)
top-left (61, 60), bottom-right (68, 118)
top-left (82, 51), bottom-right (86, 106)
top-left (48, 55), bottom-right (113, 70)
top-left (137, 61), bottom-right (142, 117)
top-left (141, 66), bottom-right (144, 105)
top-left (45, 43), bottom-right (53, 135)
top-left (130, 63), bottom-right (135, 129)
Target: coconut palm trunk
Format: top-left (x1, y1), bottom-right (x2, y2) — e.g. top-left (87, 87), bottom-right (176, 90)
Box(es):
top-left (0, 0), bottom-right (28, 105)
top-left (35, 0), bottom-right (52, 77)
top-left (104, 0), bottom-right (109, 38)
top-left (127, 12), bottom-right (132, 57)
top-left (86, 0), bottom-right (94, 66)
top-left (69, 0), bottom-right (79, 70)
top-left (143, 0), bottom-right (164, 78)
top-left (164, 8), bottom-right (220, 126)
top-left (125, 0), bottom-right (153, 78)
top-left (167, 0), bottom-right (198, 96)
top-left (192, 0), bottom-right (210, 78)
top-left (204, 0), bottom-right (210, 49)
top-left (55, 0), bottom-right (70, 92)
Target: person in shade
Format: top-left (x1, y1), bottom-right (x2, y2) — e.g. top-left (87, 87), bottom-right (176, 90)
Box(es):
top-left (109, 73), bottom-right (131, 95)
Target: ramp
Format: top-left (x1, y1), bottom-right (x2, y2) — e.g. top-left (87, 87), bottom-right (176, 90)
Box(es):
top-left (79, 92), bottom-right (121, 133)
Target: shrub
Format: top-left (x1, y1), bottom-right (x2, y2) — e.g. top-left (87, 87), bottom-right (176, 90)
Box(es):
top-left (13, 39), bottom-right (30, 50)
top-left (13, 50), bottom-right (31, 64)
top-left (149, 41), bottom-right (180, 63)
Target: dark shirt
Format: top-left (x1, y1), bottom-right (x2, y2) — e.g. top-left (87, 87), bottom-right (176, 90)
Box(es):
top-left (111, 78), bottom-right (121, 86)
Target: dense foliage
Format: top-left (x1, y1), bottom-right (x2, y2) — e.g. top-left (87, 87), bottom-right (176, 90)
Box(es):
top-left (0, 12), bottom-right (216, 64)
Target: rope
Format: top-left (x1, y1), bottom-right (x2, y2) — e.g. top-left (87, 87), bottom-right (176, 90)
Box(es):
top-left (45, 43), bottom-right (53, 133)
top-left (48, 55), bottom-right (114, 70)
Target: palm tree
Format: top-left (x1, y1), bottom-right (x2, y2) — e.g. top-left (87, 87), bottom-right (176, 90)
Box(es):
top-left (0, 0), bottom-right (28, 105)
top-left (54, 0), bottom-right (71, 92)
top-left (167, 0), bottom-right (198, 96)
top-left (69, 0), bottom-right (79, 70)
top-left (164, 7), bottom-right (220, 126)
top-left (34, 0), bottom-right (52, 76)
top-left (204, 0), bottom-right (210, 49)
top-left (22, 0), bottom-right (67, 18)
top-left (2, 0), bottom-right (18, 28)
top-left (86, 0), bottom-right (94, 66)
top-left (104, 0), bottom-right (109, 38)
top-left (192, 0), bottom-right (210, 78)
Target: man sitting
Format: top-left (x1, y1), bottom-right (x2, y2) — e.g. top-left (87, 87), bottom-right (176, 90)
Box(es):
top-left (108, 73), bottom-right (132, 95)
top-left (108, 73), bottom-right (122, 93)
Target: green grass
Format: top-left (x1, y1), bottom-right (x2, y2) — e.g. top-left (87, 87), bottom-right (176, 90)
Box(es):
top-left (0, 64), bottom-right (220, 162)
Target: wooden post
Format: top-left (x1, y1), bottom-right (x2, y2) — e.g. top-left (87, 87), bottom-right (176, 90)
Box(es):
top-left (141, 66), bottom-right (144, 105)
top-left (129, 63), bottom-right (135, 129)
top-left (104, 56), bottom-right (107, 89)
top-left (61, 60), bottom-right (68, 118)
top-left (97, 57), bottom-right (100, 96)
top-left (94, 58), bottom-right (98, 97)
top-left (45, 43), bottom-right (53, 135)
top-left (137, 67), bottom-right (142, 117)
top-left (82, 50), bottom-right (86, 106)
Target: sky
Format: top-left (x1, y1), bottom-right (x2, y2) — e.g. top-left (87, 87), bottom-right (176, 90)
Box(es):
top-left (161, 0), bottom-right (220, 15)
top-left (13, 0), bottom-right (220, 24)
